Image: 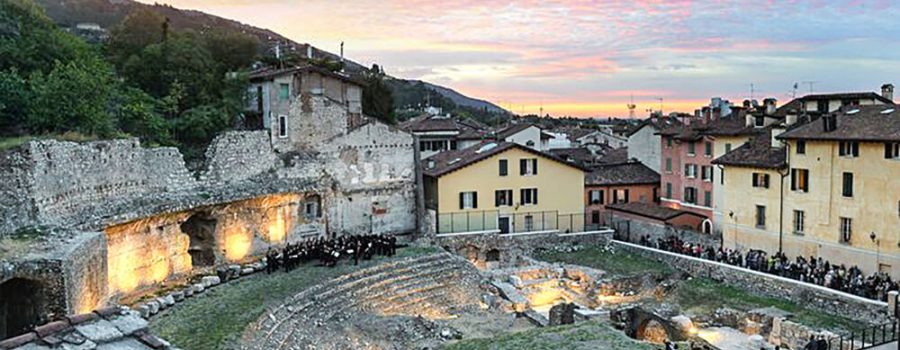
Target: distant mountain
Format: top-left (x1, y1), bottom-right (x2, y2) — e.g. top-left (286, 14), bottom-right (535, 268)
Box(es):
top-left (420, 81), bottom-right (506, 113)
top-left (34, 0), bottom-right (508, 115)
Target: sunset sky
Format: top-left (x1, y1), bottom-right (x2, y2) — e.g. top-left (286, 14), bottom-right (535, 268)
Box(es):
top-left (137, 0), bottom-right (900, 117)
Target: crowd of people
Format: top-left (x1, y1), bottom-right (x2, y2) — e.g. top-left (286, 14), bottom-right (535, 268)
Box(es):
top-left (638, 234), bottom-right (899, 302)
top-left (264, 234), bottom-right (398, 273)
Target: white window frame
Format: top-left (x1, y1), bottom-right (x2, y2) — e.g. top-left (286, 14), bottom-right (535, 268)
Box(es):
top-left (685, 164), bottom-right (697, 178)
top-left (461, 192), bottom-right (476, 209)
top-left (521, 188), bottom-right (538, 206)
top-left (522, 158), bottom-right (537, 176)
top-left (840, 217), bottom-right (852, 243)
top-left (701, 166), bottom-right (713, 182)
top-left (589, 190), bottom-right (602, 205)
top-left (277, 115), bottom-right (288, 138)
top-left (793, 210), bottom-right (805, 234)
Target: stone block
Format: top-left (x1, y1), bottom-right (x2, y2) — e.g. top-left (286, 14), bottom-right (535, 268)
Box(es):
top-left (74, 319), bottom-right (124, 343)
top-left (192, 283), bottom-right (205, 294)
top-left (171, 291), bottom-right (185, 302)
top-left (161, 295), bottom-right (175, 307)
top-left (241, 268), bottom-right (254, 275)
top-left (183, 287), bottom-right (193, 297)
top-left (146, 301), bottom-right (159, 315)
top-left (136, 305), bottom-right (150, 319)
top-left (109, 313), bottom-right (148, 336)
top-left (201, 275), bottom-right (221, 287)
top-left (508, 275), bottom-right (524, 288)
top-left (95, 338), bottom-right (152, 350)
top-left (154, 298), bottom-right (168, 311)
top-left (889, 291), bottom-right (898, 314)
top-left (60, 339), bottom-right (97, 350)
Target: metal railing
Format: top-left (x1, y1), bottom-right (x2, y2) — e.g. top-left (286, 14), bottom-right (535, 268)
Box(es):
top-left (826, 320), bottom-right (898, 350)
top-left (436, 210), bottom-right (605, 235)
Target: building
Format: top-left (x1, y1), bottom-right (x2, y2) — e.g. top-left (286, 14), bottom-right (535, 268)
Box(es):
top-left (796, 84), bottom-right (893, 114)
top-left (398, 114), bottom-right (488, 158)
top-left (584, 161), bottom-right (660, 226)
top-left (776, 105), bottom-right (899, 277)
top-left (246, 64), bottom-right (364, 151)
top-left (626, 114), bottom-right (682, 173)
top-left (422, 142), bottom-right (587, 234)
top-left (493, 123), bottom-right (555, 150)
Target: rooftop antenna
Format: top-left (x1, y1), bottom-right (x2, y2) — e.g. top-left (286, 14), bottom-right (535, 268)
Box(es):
top-left (791, 82), bottom-right (799, 99)
top-left (658, 98), bottom-right (664, 115)
top-left (340, 41), bottom-right (345, 72)
top-left (801, 81), bottom-right (817, 93)
top-left (539, 100), bottom-right (544, 117)
top-left (627, 94), bottom-right (637, 118)
top-left (750, 83), bottom-right (755, 101)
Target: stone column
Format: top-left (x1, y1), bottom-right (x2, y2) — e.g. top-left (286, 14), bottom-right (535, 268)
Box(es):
top-left (889, 290), bottom-right (899, 317)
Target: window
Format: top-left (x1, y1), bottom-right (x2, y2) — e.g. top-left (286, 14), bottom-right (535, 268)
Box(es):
top-left (687, 142), bottom-right (696, 155)
top-left (612, 189), bottom-right (629, 204)
top-left (520, 188), bottom-right (538, 205)
top-left (705, 142), bottom-right (713, 157)
top-left (793, 210), bottom-right (805, 234)
top-left (459, 191), bottom-right (477, 209)
top-left (524, 215), bottom-right (535, 231)
top-left (665, 158), bottom-right (672, 172)
top-left (725, 143), bottom-right (732, 153)
top-left (839, 141), bottom-right (859, 157)
top-left (791, 168), bottom-right (809, 192)
top-left (665, 183), bottom-right (672, 198)
top-left (754, 115), bottom-right (765, 127)
top-left (796, 140), bottom-right (806, 155)
top-left (885, 142), bottom-right (900, 159)
top-left (701, 166), bottom-right (713, 182)
top-left (495, 190), bottom-right (513, 207)
top-left (520, 158), bottom-right (538, 176)
top-left (817, 100), bottom-right (828, 112)
top-left (684, 187), bottom-right (697, 204)
top-left (720, 168), bottom-right (725, 185)
top-left (684, 164), bottom-right (697, 178)
top-left (420, 141), bottom-right (449, 152)
top-left (666, 137), bottom-right (673, 148)
top-left (450, 141), bottom-right (458, 150)
top-left (840, 217), bottom-right (852, 243)
top-left (591, 211), bottom-right (600, 224)
top-left (277, 115), bottom-right (288, 138)
top-left (589, 190), bottom-right (604, 205)
top-left (842, 172), bottom-right (853, 197)
top-left (304, 199), bottom-right (321, 219)
top-left (752, 173), bottom-right (770, 188)
top-left (704, 191), bottom-right (712, 207)
top-left (499, 159), bottom-right (508, 176)
top-left (278, 83), bottom-right (290, 101)
top-left (756, 205), bottom-right (766, 228)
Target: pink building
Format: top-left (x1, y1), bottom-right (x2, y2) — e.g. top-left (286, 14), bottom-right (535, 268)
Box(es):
top-left (658, 124), bottom-right (716, 233)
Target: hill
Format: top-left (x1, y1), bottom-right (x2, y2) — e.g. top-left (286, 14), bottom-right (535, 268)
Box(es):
top-left (34, 0), bottom-right (508, 118)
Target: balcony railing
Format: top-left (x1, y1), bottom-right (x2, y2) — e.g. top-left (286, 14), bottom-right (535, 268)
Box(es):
top-left (436, 210), bottom-right (606, 235)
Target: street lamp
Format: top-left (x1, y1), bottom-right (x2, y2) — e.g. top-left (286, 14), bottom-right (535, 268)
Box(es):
top-left (870, 232), bottom-right (880, 272)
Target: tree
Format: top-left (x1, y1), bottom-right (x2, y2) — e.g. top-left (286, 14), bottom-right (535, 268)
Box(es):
top-left (121, 34), bottom-right (217, 108)
top-left (0, 69), bottom-right (27, 134)
top-left (106, 8), bottom-right (166, 68)
top-left (26, 56), bottom-right (115, 136)
top-left (203, 30), bottom-right (259, 72)
top-left (0, 0), bottom-right (94, 74)
top-left (114, 87), bottom-right (171, 146)
top-left (362, 64), bottom-right (395, 124)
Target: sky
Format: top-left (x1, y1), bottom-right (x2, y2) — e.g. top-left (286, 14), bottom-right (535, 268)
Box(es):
top-left (136, 0), bottom-right (900, 117)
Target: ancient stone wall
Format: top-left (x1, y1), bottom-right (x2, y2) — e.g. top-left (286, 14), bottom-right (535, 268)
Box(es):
top-left (0, 148), bottom-right (35, 234)
top-left (63, 232), bottom-right (108, 314)
top-left (202, 131), bottom-right (280, 185)
top-left (434, 232), bottom-right (612, 269)
top-left (613, 241), bottom-right (891, 325)
top-left (609, 215), bottom-right (721, 249)
top-left (274, 94), bottom-right (349, 152)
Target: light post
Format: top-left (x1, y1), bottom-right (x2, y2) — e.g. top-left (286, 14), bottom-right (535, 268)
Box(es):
top-left (870, 232), bottom-right (880, 271)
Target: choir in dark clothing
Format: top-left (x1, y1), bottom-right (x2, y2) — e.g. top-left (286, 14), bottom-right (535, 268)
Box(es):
top-left (264, 234), bottom-right (397, 273)
top-left (638, 234), bottom-right (899, 302)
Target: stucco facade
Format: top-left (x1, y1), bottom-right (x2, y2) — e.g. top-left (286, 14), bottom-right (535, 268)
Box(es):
top-left (426, 146), bottom-right (585, 234)
top-left (627, 125), bottom-right (661, 173)
top-left (711, 134), bottom-right (755, 236)
top-left (660, 134), bottom-right (715, 232)
top-left (585, 184), bottom-right (657, 226)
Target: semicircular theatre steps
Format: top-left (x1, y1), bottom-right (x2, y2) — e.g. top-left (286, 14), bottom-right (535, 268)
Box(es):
top-left (245, 252), bottom-right (486, 349)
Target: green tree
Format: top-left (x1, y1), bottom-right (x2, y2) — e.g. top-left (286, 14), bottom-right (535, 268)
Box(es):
top-left (121, 35), bottom-right (217, 108)
top-left (106, 8), bottom-right (166, 68)
top-left (114, 87), bottom-right (172, 146)
top-left (0, 69), bottom-right (27, 134)
top-left (0, 0), bottom-right (93, 74)
top-left (26, 56), bottom-right (115, 136)
top-left (362, 64), bottom-right (395, 124)
top-left (204, 30), bottom-right (259, 72)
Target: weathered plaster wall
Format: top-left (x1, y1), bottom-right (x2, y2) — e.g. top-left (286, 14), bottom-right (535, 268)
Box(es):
top-left (202, 131), bottom-right (279, 185)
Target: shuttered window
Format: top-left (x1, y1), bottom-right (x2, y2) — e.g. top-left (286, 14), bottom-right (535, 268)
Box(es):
top-left (459, 192), bottom-right (477, 209)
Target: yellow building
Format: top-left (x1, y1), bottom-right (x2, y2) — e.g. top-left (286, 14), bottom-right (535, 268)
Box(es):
top-left (716, 105), bottom-right (900, 278)
top-left (423, 142), bottom-right (587, 235)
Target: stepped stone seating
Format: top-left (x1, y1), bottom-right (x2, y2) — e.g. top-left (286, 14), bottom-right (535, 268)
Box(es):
top-left (243, 252), bottom-right (486, 349)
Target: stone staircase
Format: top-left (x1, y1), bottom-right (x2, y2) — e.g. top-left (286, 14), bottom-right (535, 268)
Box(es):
top-left (244, 252), bottom-right (485, 349)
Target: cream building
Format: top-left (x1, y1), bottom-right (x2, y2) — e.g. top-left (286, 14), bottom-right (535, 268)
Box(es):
top-left (716, 105), bottom-right (900, 278)
top-left (423, 142), bottom-right (587, 235)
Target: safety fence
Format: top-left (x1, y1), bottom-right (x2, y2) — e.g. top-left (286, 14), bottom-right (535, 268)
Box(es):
top-left (826, 320), bottom-right (898, 350)
top-left (436, 210), bottom-right (605, 235)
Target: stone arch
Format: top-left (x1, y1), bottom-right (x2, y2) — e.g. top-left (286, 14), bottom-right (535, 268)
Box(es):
top-left (181, 211), bottom-right (218, 267)
top-left (701, 219), bottom-right (713, 235)
top-left (0, 278), bottom-right (47, 340)
top-left (485, 249), bottom-right (501, 262)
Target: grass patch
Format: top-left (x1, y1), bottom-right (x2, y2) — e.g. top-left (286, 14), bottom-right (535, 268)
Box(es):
top-left (148, 246), bottom-right (440, 350)
top-left (674, 278), bottom-right (865, 333)
top-left (442, 321), bottom-right (656, 350)
top-left (533, 246), bottom-right (674, 278)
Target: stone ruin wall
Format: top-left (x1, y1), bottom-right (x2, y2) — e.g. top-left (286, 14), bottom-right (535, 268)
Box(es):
top-left (319, 120), bottom-right (417, 236)
top-left (0, 148), bottom-right (35, 234)
top-left (201, 131), bottom-right (280, 185)
top-left (103, 193), bottom-right (323, 297)
top-left (63, 232), bottom-right (108, 315)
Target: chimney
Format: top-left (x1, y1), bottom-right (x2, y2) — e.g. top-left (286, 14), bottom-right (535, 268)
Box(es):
top-left (771, 127), bottom-right (786, 148)
top-left (745, 114), bottom-right (754, 127)
top-left (306, 45), bottom-right (313, 59)
top-left (785, 109), bottom-right (798, 126)
top-left (882, 83), bottom-right (894, 102)
top-left (743, 99), bottom-right (751, 109)
top-left (764, 98), bottom-right (777, 115)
